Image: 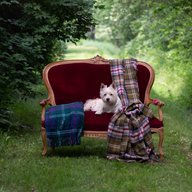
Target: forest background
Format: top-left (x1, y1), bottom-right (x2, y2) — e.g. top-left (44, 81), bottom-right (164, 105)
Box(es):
top-left (0, 0), bottom-right (192, 129)
top-left (0, 0), bottom-right (192, 191)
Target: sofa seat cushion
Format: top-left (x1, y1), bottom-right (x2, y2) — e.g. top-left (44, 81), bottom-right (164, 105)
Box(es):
top-left (84, 111), bottom-right (113, 131)
top-left (149, 117), bottom-right (163, 128)
top-left (42, 112), bottom-right (163, 132)
top-left (84, 112), bottom-right (163, 132)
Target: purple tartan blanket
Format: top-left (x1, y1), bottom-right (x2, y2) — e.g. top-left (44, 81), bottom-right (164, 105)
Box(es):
top-left (45, 102), bottom-right (84, 147)
top-left (107, 59), bottom-right (157, 162)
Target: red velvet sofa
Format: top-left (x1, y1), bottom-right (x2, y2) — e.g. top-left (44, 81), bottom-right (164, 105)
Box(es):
top-left (40, 55), bottom-right (165, 159)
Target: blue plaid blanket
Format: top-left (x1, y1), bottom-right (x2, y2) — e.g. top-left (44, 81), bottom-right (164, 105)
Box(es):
top-left (45, 102), bottom-right (84, 147)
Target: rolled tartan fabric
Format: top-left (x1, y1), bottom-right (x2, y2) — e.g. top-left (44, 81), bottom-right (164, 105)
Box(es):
top-left (45, 102), bottom-right (84, 147)
top-left (107, 59), bottom-right (157, 162)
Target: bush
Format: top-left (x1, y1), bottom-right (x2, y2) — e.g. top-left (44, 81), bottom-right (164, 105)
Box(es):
top-left (0, 0), bottom-right (95, 131)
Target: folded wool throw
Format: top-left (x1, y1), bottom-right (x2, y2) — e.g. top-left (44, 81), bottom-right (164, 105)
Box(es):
top-left (107, 59), bottom-right (157, 162)
top-left (45, 102), bottom-right (84, 147)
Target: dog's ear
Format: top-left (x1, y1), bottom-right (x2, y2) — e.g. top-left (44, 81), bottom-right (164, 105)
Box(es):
top-left (100, 83), bottom-right (106, 89)
top-left (110, 82), bottom-right (116, 89)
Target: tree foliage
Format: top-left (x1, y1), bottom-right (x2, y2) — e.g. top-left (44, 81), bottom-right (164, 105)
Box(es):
top-left (96, 0), bottom-right (192, 56)
top-left (0, 0), bottom-right (94, 100)
top-left (96, 0), bottom-right (192, 105)
top-left (0, 0), bottom-right (95, 130)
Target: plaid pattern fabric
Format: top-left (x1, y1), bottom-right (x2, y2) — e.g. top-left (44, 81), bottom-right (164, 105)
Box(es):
top-left (107, 59), bottom-right (156, 162)
top-left (45, 102), bottom-right (84, 147)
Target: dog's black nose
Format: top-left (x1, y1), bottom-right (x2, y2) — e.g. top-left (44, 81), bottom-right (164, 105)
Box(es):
top-left (106, 98), bottom-right (110, 102)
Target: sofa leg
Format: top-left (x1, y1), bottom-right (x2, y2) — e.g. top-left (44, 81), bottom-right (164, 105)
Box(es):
top-left (41, 126), bottom-right (47, 156)
top-left (158, 128), bottom-right (164, 160)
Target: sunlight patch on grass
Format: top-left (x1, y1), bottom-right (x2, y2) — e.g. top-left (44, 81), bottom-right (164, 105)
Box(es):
top-left (64, 43), bottom-right (100, 59)
top-left (65, 40), bottom-right (120, 60)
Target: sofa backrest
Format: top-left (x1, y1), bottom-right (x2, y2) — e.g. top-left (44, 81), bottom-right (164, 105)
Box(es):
top-left (43, 56), bottom-right (154, 105)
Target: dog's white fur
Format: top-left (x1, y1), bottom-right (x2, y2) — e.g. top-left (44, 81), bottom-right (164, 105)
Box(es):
top-left (84, 83), bottom-right (122, 114)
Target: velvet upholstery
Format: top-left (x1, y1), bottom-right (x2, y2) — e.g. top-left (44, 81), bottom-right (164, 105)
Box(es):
top-left (84, 112), bottom-right (163, 132)
top-left (41, 114), bottom-right (163, 132)
top-left (48, 63), bottom-right (112, 105)
top-left (137, 65), bottom-right (150, 103)
top-left (48, 63), bottom-right (149, 104)
top-left (149, 117), bottom-right (163, 128)
top-left (84, 111), bottom-right (112, 131)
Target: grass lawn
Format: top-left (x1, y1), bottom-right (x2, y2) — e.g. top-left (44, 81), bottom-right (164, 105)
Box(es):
top-left (59, 40), bottom-right (121, 60)
top-left (0, 40), bottom-right (192, 192)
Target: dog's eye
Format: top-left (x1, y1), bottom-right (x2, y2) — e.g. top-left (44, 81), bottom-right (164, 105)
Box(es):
top-left (104, 94), bottom-right (107, 96)
top-left (110, 94), bottom-right (113, 96)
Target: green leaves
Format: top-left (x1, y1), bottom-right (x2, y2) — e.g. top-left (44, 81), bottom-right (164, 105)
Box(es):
top-left (0, 0), bottom-right (95, 130)
top-left (96, 0), bottom-right (192, 60)
top-left (96, 0), bottom-right (192, 106)
top-left (0, 0), bottom-right (95, 94)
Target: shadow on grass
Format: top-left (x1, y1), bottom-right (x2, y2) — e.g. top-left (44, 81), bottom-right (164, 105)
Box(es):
top-left (45, 138), bottom-right (107, 158)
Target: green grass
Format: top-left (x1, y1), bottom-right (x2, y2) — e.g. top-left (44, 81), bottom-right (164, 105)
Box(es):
top-left (64, 40), bottom-right (121, 60)
top-left (0, 40), bottom-right (192, 192)
top-left (1, 131), bottom-right (192, 192)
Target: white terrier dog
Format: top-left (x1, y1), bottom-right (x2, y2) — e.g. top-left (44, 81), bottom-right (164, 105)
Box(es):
top-left (84, 83), bottom-right (122, 114)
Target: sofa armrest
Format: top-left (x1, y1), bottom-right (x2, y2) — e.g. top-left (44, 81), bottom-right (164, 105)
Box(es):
top-left (40, 98), bottom-right (51, 126)
top-left (40, 98), bottom-right (50, 107)
top-left (149, 98), bottom-right (165, 121)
